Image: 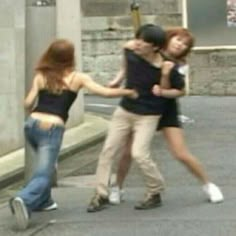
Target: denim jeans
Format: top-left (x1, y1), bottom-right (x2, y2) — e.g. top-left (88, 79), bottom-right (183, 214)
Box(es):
top-left (16, 117), bottom-right (64, 212)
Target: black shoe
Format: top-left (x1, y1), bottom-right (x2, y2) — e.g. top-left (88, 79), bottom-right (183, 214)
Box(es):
top-left (87, 194), bottom-right (109, 213)
top-left (135, 193), bottom-right (162, 210)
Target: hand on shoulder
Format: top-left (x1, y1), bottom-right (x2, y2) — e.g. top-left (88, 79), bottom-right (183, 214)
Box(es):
top-left (123, 40), bottom-right (137, 50)
top-left (161, 61), bottom-right (175, 76)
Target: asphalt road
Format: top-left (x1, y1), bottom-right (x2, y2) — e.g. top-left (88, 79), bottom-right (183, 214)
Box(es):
top-left (0, 95), bottom-right (235, 235)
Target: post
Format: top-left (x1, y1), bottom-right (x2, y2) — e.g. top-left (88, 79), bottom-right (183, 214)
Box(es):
top-left (25, 0), bottom-right (56, 182)
top-left (130, 0), bottom-right (141, 34)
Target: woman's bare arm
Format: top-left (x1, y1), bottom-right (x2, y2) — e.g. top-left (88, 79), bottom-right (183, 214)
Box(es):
top-left (153, 61), bottom-right (186, 98)
top-left (79, 73), bottom-right (138, 98)
top-left (24, 74), bottom-right (42, 111)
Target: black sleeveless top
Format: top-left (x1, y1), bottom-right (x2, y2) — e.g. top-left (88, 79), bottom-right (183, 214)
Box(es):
top-left (33, 89), bottom-right (77, 122)
top-left (120, 49), bottom-right (183, 115)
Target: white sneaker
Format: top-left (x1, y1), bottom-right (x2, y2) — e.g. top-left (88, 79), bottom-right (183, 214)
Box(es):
top-left (42, 202), bottom-right (58, 211)
top-left (109, 186), bottom-right (125, 205)
top-left (203, 182), bottom-right (224, 203)
top-left (11, 197), bottom-right (29, 230)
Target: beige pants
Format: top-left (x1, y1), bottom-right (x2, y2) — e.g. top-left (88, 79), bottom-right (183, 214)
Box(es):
top-left (96, 106), bottom-right (165, 197)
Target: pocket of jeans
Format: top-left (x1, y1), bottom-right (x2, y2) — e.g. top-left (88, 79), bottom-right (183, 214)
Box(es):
top-left (24, 117), bottom-right (35, 133)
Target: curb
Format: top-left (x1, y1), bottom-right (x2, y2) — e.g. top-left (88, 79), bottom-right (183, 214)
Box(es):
top-left (0, 131), bottom-right (106, 190)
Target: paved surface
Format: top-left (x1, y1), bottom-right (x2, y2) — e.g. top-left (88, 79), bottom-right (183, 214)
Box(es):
top-left (0, 96), bottom-right (235, 235)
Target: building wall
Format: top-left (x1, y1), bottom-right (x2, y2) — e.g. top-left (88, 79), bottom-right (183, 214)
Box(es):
top-left (81, 0), bottom-right (236, 96)
top-left (0, 0), bottom-right (25, 156)
top-left (0, 0), bottom-right (84, 158)
top-left (0, 0), bottom-right (235, 157)
top-left (189, 49), bottom-right (236, 95)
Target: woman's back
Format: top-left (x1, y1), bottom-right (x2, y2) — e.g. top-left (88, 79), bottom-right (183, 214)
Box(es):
top-left (31, 71), bottom-right (79, 125)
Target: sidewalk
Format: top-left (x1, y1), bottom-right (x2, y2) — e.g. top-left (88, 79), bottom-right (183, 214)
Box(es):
top-left (0, 113), bottom-right (109, 190)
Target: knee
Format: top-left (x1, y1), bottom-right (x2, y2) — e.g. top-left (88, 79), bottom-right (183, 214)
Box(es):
top-left (131, 149), bottom-right (150, 165)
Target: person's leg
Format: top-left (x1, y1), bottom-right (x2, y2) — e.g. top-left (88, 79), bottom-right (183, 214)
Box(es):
top-left (87, 107), bottom-right (132, 212)
top-left (17, 126), bottom-right (63, 211)
top-left (116, 134), bottom-right (133, 189)
top-left (163, 127), bottom-right (209, 183)
top-left (11, 122), bottom-right (63, 224)
top-left (131, 115), bottom-right (165, 209)
top-left (109, 134), bottom-right (133, 204)
top-left (162, 127), bottom-right (224, 203)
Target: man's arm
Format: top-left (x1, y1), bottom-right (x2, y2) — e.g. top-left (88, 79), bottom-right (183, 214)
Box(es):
top-left (107, 41), bottom-right (135, 88)
top-left (107, 64), bottom-right (126, 88)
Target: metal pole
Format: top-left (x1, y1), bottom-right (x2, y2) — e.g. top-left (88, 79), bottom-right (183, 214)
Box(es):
top-left (130, 0), bottom-right (141, 33)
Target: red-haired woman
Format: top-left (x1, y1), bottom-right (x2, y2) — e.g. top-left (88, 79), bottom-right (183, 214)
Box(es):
top-left (9, 39), bottom-right (137, 229)
top-left (109, 28), bottom-right (224, 207)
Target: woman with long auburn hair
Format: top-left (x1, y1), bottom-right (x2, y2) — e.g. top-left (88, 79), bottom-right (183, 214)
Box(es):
top-left (9, 39), bottom-right (137, 230)
top-left (108, 27), bottom-right (224, 207)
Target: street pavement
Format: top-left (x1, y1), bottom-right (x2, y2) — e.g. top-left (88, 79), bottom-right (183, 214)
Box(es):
top-left (0, 96), bottom-right (236, 235)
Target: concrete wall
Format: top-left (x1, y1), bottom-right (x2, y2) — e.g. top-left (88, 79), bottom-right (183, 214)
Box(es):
top-left (0, 0), bottom-right (235, 158)
top-left (80, 0), bottom-right (236, 96)
top-left (189, 49), bottom-right (236, 95)
top-left (0, 0), bottom-right (84, 158)
top-left (81, 0), bottom-right (182, 31)
top-left (81, 0), bottom-right (182, 90)
top-left (0, 0), bottom-right (25, 156)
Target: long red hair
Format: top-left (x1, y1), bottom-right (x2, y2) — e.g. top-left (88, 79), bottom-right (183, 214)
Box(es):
top-left (36, 39), bottom-right (75, 93)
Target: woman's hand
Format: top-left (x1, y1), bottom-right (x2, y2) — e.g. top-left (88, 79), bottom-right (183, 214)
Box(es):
top-left (162, 61), bottom-right (175, 77)
top-left (152, 84), bottom-right (162, 96)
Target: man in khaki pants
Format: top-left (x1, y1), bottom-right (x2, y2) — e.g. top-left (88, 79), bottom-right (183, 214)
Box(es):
top-left (87, 24), bottom-right (182, 212)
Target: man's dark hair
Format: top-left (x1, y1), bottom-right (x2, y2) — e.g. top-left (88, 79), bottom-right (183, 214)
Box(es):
top-left (135, 24), bottom-right (166, 49)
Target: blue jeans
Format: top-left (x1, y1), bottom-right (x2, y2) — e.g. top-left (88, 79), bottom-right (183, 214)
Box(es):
top-left (16, 117), bottom-right (64, 212)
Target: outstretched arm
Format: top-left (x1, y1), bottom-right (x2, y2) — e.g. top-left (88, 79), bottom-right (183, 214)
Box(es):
top-left (80, 73), bottom-right (138, 99)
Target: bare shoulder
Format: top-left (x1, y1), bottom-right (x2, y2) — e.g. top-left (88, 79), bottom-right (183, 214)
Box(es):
top-left (123, 40), bottom-right (136, 50)
top-left (72, 72), bottom-right (92, 89)
top-left (34, 73), bottom-right (45, 89)
top-left (75, 72), bottom-right (91, 81)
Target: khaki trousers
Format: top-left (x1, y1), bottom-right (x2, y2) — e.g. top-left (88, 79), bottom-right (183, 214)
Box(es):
top-left (96, 107), bottom-right (165, 197)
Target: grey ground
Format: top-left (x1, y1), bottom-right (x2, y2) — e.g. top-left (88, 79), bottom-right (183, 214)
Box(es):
top-left (0, 96), bottom-right (235, 236)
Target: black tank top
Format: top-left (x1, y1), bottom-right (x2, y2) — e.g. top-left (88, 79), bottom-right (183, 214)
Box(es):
top-left (120, 49), bottom-right (166, 115)
top-left (33, 89), bottom-right (77, 122)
